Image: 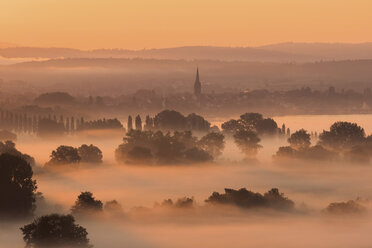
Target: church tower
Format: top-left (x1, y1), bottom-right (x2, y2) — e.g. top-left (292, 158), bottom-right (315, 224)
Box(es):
top-left (194, 67), bottom-right (202, 97)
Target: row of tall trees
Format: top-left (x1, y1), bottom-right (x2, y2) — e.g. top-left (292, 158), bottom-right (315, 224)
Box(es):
top-left (0, 110), bottom-right (85, 135)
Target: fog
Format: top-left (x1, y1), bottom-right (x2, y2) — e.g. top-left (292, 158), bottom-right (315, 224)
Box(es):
top-left (2, 118), bottom-right (372, 248)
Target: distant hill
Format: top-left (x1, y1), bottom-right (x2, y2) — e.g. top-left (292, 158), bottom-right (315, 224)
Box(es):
top-left (3, 43), bottom-right (372, 62)
top-left (259, 42), bottom-right (372, 61)
top-left (0, 42), bottom-right (18, 48)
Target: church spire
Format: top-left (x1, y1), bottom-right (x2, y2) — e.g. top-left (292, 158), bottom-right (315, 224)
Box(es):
top-left (194, 67), bottom-right (201, 97)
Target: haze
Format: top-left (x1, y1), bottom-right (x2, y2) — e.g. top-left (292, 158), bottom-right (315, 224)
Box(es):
top-left (1, 0), bottom-right (372, 49)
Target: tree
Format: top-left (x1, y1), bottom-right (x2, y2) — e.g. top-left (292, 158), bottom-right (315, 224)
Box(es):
top-left (186, 113), bottom-right (211, 132)
top-left (127, 115), bottom-right (133, 130)
top-left (21, 214), bottom-right (92, 248)
top-left (233, 130), bottom-right (262, 157)
top-left (46, 146), bottom-right (81, 166)
top-left (0, 154), bottom-right (37, 217)
top-left (288, 129), bottom-right (311, 150)
top-left (78, 144), bottom-right (103, 163)
top-left (221, 119), bottom-right (243, 134)
top-left (198, 132), bottom-right (225, 157)
top-left (256, 118), bottom-right (278, 135)
top-left (319, 121), bottom-right (365, 150)
top-left (153, 110), bottom-right (187, 131)
top-left (0, 140), bottom-right (35, 166)
top-left (71, 192), bottom-right (103, 216)
top-left (135, 115), bottom-right (142, 130)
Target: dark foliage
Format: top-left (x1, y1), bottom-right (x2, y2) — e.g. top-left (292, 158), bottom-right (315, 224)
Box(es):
top-left (0, 153), bottom-right (37, 217)
top-left (233, 130), bottom-right (262, 157)
top-left (78, 144), bottom-right (103, 163)
top-left (34, 92), bottom-right (76, 105)
top-left (160, 197), bottom-right (194, 208)
top-left (71, 192), bottom-right (103, 216)
top-left (152, 110), bottom-right (211, 132)
top-left (78, 118), bottom-right (123, 130)
top-left (115, 130), bottom-right (221, 164)
top-left (46, 146), bottom-right (81, 166)
top-left (288, 129), bottom-right (311, 150)
top-left (21, 214), bottom-right (92, 248)
top-left (222, 112), bottom-right (278, 136)
top-left (319, 121), bottom-right (365, 151)
top-left (198, 132), bottom-right (225, 157)
top-left (205, 188), bottom-right (294, 210)
top-left (0, 140), bottom-right (35, 166)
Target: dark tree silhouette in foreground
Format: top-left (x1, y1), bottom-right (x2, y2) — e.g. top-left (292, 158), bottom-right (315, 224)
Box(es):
top-left (78, 144), bottom-right (103, 163)
top-left (0, 140), bottom-right (35, 166)
top-left (46, 146), bottom-right (81, 166)
top-left (71, 192), bottom-right (103, 216)
top-left (0, 153), bottom-right (37, 217)
top-left (21, 214), bottom-right (92, 248)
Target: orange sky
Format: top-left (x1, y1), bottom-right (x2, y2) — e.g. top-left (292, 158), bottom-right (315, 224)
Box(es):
top-left (1, 0), bottom-right (371, 49)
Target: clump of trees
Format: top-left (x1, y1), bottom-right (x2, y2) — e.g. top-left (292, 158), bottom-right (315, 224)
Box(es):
top-left (323, 200), bottom-right (366, 215)
top-left (274, 122), bottom-right (372, 163)
top-left (34, 92), bottom-right (76, 105)
top-left (78, 118), bottom-right (123, 131)
top-left (205, 188), bottom-right (294, 211)
top-left (46, 144), bottom-right (103, 166)
top-left (71, 191), bottom-right (103, 216)
top-left (21, 214), bottom-right (92, 248)
top-left (115, 130), bottom-right (225, 164)
top-left (158, 197), bottom-right (194, 209)
top-left (141, 110), bottom-right (211, 132)
top-left (0, 140), bottom-right (35, 166)
top-left (222, 113), bottom-right (279, 136)
top-left (0, 154), bottom-right (37, 218)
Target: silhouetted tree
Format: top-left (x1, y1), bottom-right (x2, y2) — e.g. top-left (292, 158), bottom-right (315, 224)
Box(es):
top-left (135, 115), bottom-right (142, 130)
top-left (198, 132), bottom-right (225, 157)
top-left (46, 146), bottom-right (81, 166)
top-left (127, 115), bottom-right (133, 130)
top-left (0, 140), bottom-right (35, 166)
top-left (0, 154), bottom-right (37, 217)
top-left (153, 110), bottom-right (187, 131)
top-left (233, 130), bottom-right (262, 157)
top-left (205, 187), bottom-right (294, 210)
top-left (21, 214), bottom-right (92, 248)
top-left (78, 144), bottom-right (103, 163)
top-left (319, 122), bottom-right (365, 151)
top-left (71, 192), bottom-right (103, 215)
top-left (288, 129), bottom-right (311, 150)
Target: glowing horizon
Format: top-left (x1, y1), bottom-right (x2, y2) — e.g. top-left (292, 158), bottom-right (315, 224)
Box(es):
top-left (1, 0), bottom-right (372, 50)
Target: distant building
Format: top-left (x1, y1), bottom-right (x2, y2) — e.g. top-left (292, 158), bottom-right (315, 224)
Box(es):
top-left (194, 68), bottom-right (202, 97)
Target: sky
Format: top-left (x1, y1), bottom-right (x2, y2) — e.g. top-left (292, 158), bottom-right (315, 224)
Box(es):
top-left (0, 0), bottom-right (371, 50)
